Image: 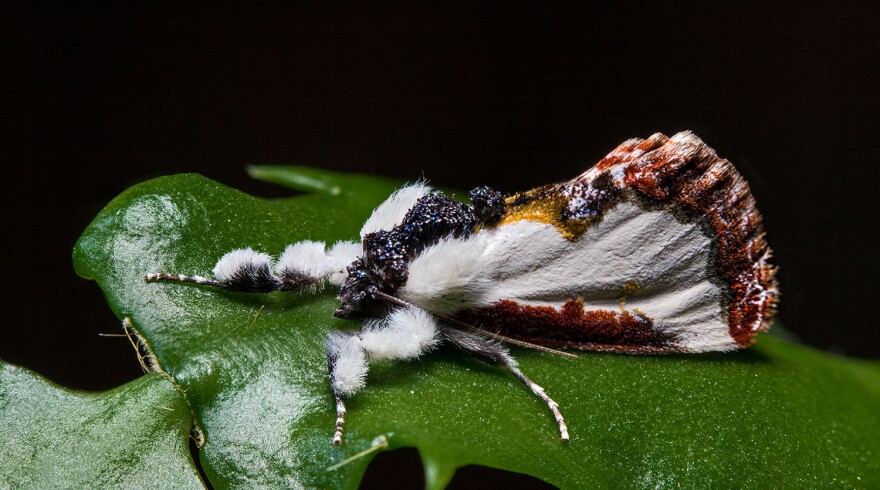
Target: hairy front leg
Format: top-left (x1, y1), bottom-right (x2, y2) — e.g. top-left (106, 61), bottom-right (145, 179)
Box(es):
top-left (145, 240), bottom-right (359, 291)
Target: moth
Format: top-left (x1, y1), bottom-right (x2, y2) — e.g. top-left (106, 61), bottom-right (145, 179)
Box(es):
top-left (147, 131), bottom-right (778, 445)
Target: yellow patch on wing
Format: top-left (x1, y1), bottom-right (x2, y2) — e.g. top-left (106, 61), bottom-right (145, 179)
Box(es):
top-left (618, 280), bottom-right (641, 313)
top-left (495, 186), bottom-right (587, 240)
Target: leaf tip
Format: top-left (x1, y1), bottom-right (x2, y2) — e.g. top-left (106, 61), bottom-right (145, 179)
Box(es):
top-left (247, 165), bottom-right (343, 194)
top-left (420, 451), bottom-right (459, 490)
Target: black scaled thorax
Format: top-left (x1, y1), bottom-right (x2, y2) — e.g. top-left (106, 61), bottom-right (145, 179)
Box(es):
top-left (334, 186), bottom-right (505, 319)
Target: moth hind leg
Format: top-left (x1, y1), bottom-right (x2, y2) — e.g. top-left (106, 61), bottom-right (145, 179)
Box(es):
top-left (438, 325), bottom-right (569, 442)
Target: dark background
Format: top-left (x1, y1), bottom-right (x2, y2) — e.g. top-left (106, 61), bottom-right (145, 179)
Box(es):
top-left (3, 2), bottom-right (879, 488)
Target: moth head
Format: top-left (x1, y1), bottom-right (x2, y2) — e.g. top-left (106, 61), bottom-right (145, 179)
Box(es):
top-left (334, 258), bottom-right (395, 320)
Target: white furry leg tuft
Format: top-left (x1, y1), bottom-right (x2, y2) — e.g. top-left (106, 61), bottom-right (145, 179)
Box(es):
top-left (359, 306), bottom-right (440, 361)
top-left (212, 248), bottom-right (274, 282)
top-left (276, 240), bottom-right (361, 288)
top-left (325, 331), bottom-right (368, 446)
top-left (326, 332), bottom-right (368, 397)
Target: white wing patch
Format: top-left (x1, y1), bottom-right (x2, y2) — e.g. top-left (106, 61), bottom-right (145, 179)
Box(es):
top-left (400, 200), bottom-right (736, 352)
top-left (360, 182), bottom-right (432, 237)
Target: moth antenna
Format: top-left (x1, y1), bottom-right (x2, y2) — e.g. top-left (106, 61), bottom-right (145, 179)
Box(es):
top-left (366, 287), bottom-right (578, 359)
top-left (464, 327), bottom-right (579, 359)
top-left (145, 272), bottom-right (224, 288)
top-left (365, 286), bottom-right (410, 308)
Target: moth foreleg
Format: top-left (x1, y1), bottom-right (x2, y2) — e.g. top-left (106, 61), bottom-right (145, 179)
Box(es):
top-left (325, 306), bottom-right (440, 445)
top-left (277, 240), bottom-right (360, 289)
top-left (438, 325), bottom-right (569, 442)
top-left (146, 240), bottom-right (359, 292)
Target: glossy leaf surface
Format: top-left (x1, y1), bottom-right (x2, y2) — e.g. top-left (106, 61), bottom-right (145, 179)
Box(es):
top-left (0, 363), bottom-right (202, 488)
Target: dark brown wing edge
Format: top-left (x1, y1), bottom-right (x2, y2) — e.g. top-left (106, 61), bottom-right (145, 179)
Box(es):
top-left (588, 131), bottom-right (780, 347)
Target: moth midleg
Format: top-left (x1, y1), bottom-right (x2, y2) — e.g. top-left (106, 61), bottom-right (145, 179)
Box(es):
top-left (438, 324), bottom-right (569, 442)
top-left (324, 306), bottom-right (440, 445)
top-left (325, 331), bottom-right (368, 446)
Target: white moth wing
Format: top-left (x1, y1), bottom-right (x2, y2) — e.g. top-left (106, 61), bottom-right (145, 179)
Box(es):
top-left (399, 131), bottom-right (777, 353)
top-left (400, 201), bottom-right (735, 352)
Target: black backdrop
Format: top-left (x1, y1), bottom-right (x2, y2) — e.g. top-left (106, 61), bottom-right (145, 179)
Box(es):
top-left (4, 3), bottom-right (879, 488)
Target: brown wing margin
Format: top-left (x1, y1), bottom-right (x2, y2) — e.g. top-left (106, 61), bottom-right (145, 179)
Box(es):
top-left (457, 299), bottom-right (687, 352)
top-left (591, 132), bottom-right (779, 347)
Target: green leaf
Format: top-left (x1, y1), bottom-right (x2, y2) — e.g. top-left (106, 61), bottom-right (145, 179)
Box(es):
top-left (0, 362), bottom-right (203, 488)
top-left (72, 168), bottom-right (880, 488)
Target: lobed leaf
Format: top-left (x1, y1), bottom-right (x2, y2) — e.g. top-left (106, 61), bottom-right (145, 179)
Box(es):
top-left (0, 362), bottom-right (202, 488)
top-left (70, 168), bottom-right (880, 488)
